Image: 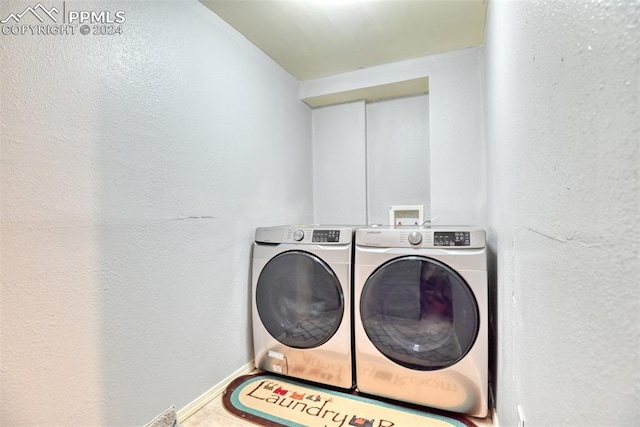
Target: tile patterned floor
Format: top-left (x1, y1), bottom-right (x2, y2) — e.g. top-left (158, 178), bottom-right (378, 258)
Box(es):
top-left (181, 387), bottom-right (494, 427)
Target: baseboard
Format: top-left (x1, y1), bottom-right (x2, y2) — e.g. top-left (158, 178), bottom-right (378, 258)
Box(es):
top-left (177, 360), bottom-right (255, 423)
top-left (492, 407), bottom-right (500, 427)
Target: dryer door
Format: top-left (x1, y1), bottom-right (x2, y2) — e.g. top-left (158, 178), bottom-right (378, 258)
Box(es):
top-left (256, 250), bottom-right (344, 349)
top-left (360, 256), bottom-right (479, 370)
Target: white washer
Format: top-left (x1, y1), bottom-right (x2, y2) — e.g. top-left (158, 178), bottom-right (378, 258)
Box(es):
top-left (252, 225), bottom-right (356, 389)
top-left (354, 226), bottom-right (488, 417)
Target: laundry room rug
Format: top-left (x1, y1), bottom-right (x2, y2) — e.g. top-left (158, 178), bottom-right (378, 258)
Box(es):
top-left (222, 373), bottom-right (478, 427)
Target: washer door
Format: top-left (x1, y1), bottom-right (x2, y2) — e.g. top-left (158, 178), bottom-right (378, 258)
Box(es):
top-left (360, 256), bottom-right (479, 370)
top-left (256, 250), bottom-right (344, 349)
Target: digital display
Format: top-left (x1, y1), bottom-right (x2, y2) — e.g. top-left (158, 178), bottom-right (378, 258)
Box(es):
top-left (434, 232), bottom-right (470, 247)
top-left (312, 230), bottom-right (340, 243)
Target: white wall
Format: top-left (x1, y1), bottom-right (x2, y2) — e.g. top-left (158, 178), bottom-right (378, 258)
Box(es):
top-left (484, 1), bottom-right (639, 425)
top-left (311, 95), bottom-right (430, 226)
top-left (302, 47), bottom-right (486, 226)
top-left (0, 0), bottom-right (312, 425)
top-left (366, 95), bottom-right (430, 225)
top-left (312, 102), bottom-right (367, 224)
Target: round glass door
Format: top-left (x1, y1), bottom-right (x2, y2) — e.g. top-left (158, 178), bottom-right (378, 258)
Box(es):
top-left (360, 256), bottom-right (479, 370)
top-left (256, 250), bottom-right (344, 349)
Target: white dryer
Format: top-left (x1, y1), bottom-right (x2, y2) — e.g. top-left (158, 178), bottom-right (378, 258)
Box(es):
top-left (252, 225), bottom-right (356, 389)
top-left (354, 226), bottom-right (488, 417)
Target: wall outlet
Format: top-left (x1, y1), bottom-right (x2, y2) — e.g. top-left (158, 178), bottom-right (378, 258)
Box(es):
top-left (517, 405), bottom-right (526, 427)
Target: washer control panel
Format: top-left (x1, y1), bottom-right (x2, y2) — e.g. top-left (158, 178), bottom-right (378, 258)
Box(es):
top-left (356, 227), bottom-right (485, 249)
top-left (255, 226), bottom-right (354, 245)
top-left (312, 229), bottom-right (340, 243)
top-left (434, 231), bottom-right (471, 247)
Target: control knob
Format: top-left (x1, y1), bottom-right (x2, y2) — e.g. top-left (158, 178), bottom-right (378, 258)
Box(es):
top-left (292, 229), bottom-right (304, 241)
top-left (408, 231), bottom-right (422, 245)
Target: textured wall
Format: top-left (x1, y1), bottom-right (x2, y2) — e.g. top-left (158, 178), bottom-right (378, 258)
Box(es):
top-left (304, 48), bottom-right (486, 226)
top-left (484, 0), bottom-right (639, 425)
top-left (311, 95), bottom-right (430, 226)
top-left (312, 101), bottom-right (367, 225)
top-left (366, 95), bottom-right (430, 225)
top-left (0, 0), bottom-right (312, 425)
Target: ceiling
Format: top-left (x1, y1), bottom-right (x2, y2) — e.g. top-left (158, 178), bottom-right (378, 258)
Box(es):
top-left (199, 0), bottom-right (488, 82)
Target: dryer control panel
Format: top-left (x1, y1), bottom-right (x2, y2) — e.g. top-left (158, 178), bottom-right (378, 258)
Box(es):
top-left (255, 226), bottom-right (355, 245)
top-left (434, 231), bottom-right (471, 246)
top-left (312, 229), bottom-right (340, 243)
top-left (356, 226), bottom-right (485, 249)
